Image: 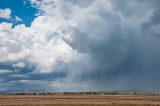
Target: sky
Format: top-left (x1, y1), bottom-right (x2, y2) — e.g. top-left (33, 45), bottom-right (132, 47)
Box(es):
top-left (0, 0), bottom-right (160, 92)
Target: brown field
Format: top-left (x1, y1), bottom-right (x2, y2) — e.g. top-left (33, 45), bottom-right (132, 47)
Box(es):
top-left (0, 94), bottom-right (160, 106)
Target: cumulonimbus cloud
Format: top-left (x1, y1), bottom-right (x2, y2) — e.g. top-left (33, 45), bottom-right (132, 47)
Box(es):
top-left (0, 0), bottom-right (160, 92)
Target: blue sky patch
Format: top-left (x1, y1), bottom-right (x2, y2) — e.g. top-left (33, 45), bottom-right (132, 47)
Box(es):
top-left (0, 0), bottom-right (38, 27)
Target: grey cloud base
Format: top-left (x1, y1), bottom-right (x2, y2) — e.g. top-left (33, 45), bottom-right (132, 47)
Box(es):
top-left (0, 0), bottom-right (160, 92)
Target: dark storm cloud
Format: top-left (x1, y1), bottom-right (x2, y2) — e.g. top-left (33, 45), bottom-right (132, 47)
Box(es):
top-left (62, 0), bottom-right (160, 91)
top-left (151, 9), bottom-right (160, 25)
top-left (0, 62), bottom-right (67, 91)
top-left (141, 8), bottom-right (160, 37)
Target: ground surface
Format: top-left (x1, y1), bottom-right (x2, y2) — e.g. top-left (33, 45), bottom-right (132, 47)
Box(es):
top-left (0, 94), bottom-right (160, 106)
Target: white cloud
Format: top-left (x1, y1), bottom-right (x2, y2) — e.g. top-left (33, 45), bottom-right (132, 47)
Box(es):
top-left (11, 74), bottom-right (28, 78)
top-left (12, 62), bottom-right (26, 68)
top-left (0, 8), bottom-right (11, 19)
top-left (0, 69), bottom-right (12, 74)
top-left (0, 15), bottom-right (82, 73)
top-left (15, 16), bottom-right (23, 22)
top-left (1, 0), bottom-right (117, 75)
top-left (0, 22), bottom-right (12, 30)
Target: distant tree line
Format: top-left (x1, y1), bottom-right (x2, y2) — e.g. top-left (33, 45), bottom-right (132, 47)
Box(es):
top-left (1, 91), bottom-right (160, 96)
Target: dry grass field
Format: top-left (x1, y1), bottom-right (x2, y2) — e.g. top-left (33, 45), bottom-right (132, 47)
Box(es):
top-left (0, 94), bottom-right (160, 106)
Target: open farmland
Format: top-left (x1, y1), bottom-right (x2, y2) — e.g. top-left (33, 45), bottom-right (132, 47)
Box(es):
top-left (0, 94), bottom-right (160, 106)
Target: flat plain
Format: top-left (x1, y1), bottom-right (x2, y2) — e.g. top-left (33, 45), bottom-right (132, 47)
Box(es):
top-left (0, 94), bottom-right (160, 106)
